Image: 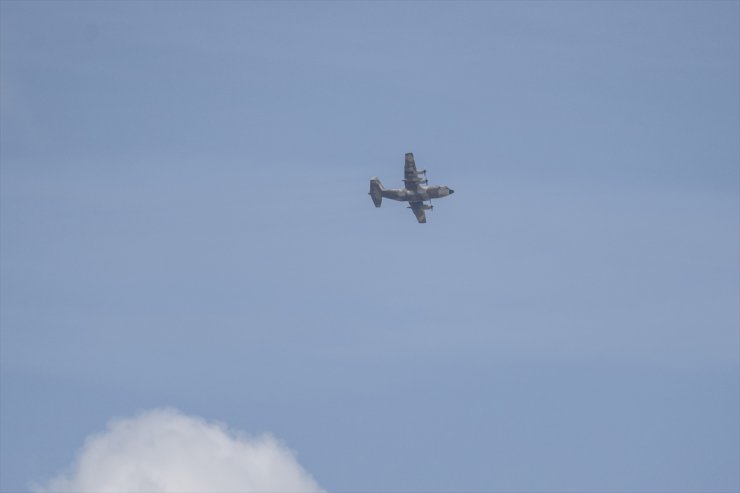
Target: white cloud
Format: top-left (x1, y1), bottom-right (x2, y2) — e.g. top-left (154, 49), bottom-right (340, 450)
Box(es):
top-left (36, 408), bottom-right (323, 493)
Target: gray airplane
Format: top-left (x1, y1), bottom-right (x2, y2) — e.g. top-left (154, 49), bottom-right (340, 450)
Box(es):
top-left (369, 152), bottom-right (454, 223)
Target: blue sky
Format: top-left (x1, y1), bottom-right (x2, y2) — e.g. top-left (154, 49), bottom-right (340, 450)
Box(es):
top-left (1, 1), bottom-right (738, 492)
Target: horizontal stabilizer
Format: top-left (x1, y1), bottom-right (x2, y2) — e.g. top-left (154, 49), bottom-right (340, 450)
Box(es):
top-left (369, 177), bottom-right (383, 207)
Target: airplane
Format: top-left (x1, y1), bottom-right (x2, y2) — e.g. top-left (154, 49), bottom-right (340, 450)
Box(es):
top-left (369, 152), bottom-right (454, 223)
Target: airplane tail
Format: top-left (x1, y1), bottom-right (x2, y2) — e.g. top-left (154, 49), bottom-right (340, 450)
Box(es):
top-left (368, 177), bottom-right (384, 207)
top-left (368, 178), bottom-right (384, 207)
top-left (369, 177), bottom-right (384, 207)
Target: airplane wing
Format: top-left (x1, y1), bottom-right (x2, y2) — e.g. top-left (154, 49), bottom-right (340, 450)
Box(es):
top-left (404, 152), bottom-right (423, 190)
top-left (409, 201), bottom-right (427, 223)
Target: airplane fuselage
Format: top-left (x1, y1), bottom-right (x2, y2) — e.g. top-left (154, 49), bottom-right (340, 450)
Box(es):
top-left (381, 185), bottom-right (454, 203)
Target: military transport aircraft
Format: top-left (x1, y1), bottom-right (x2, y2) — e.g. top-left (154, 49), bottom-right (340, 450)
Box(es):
top-left (369, 152), bottom-right (454, 223)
